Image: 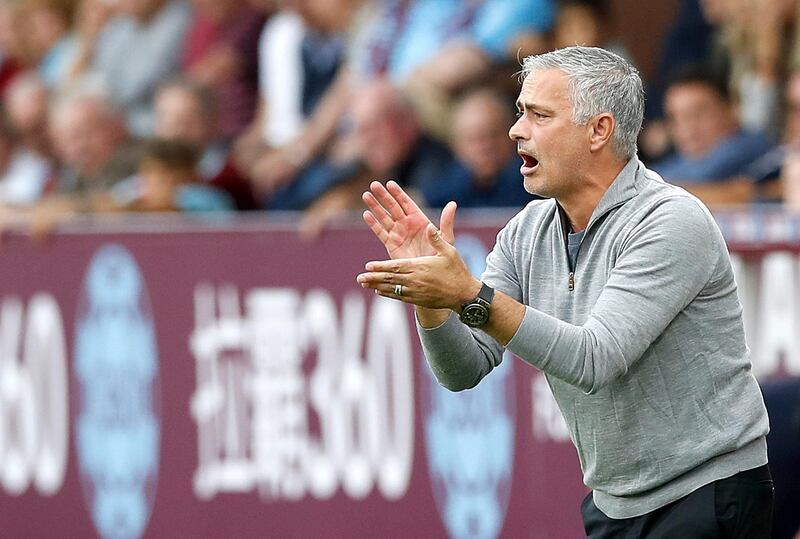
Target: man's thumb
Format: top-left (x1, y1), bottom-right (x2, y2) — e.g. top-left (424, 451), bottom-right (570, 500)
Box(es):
top-left (428, 223), bottom-right (448, 252)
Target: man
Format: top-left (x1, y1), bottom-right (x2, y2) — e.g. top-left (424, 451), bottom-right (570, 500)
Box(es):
top-left (69, 0), bottom-right (191, 135)
top-left (298, 78), bottom-right (453, 237)
top-left (423, 86), bottom-right (535, 209)
top-left (357, 46), bottom-right (772, 537)
top-left (651, 65), bottom-right (773, 205)
top-left (49, 87), bottom-right (139, 195)
top-left (0, 73), bottom-right (54, 206)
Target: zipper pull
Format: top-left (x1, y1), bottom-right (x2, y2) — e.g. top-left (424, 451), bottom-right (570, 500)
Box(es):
top-left (568, 272), bottom-right (575, 291)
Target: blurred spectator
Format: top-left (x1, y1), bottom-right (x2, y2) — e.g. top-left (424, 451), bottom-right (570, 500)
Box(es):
top-left (122, 138), bottom-right (234, 212)
top-left (48, 86), bottom-right (140, 195)
top-left (351, 0), bottom-right (555, 88)
top-left (70, 0), bottom-right (191, 135)
top-left (19, 0), bottom-right (80, 88)
top-left (0, 105), bottom-right (50, 206)
top-left (751, 70), bottom-right (800, 209)
top-left (5, 72), bottom-right (55, 159)
top-left (300, 79), bottom-right (453, 234)
top-left (719, 0), bottom-right (795, 135)
top-left (553, 0), bottom-right (627, 58)
top-left (256, 0), bottom-right (555, 210)
top-left (422, 86), bottom-right (535, 209)
top-left (0, 0), bottom-right (25, 92)
top-left (153, 77), bottom-right (257, 209)
top-left (369, 0), bottom-right (557, 134)
top-left (652, 66), bottom-right (773, 205)
top-left (0, 73), bottom-right (55, 205)
top-left (182, 0), bottom-right (266, 141)
top-left (235, 0), bottom-right (352, 191)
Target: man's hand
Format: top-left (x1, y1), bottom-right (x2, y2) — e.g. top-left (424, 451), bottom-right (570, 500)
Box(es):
top-left (357, 221), bottom-right (480, 312)
top-left (362, 180), bottom-right (456, 259)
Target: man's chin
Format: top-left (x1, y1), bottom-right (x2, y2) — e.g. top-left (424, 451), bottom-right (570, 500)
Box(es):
top-left (523, 177), bottom-right (547, 197)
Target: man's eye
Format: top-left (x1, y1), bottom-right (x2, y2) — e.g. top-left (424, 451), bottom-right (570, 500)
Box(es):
top-left (515, 111), bottom-right (523, 118)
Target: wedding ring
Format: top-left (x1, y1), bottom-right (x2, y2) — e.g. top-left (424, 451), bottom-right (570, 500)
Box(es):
top-left (394, 284), bottom-right (403, 296)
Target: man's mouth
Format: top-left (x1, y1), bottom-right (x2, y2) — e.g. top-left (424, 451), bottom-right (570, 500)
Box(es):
top-left (518, 150), bottom-right (539, 175)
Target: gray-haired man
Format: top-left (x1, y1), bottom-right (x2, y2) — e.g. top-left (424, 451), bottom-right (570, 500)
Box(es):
top-left (357, 46), bottom-right (773, 537)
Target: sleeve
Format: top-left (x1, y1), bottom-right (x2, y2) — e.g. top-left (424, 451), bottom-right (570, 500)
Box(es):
top-left (505, 196), bottom-right (720, 394)
top-left (108, 3), bottom-right (191, 105)
top-left (416, 213), bottom-right (524, 391)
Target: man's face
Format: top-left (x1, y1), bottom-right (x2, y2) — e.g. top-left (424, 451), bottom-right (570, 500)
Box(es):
top-left (353, 94), bottom-right (417, 174)
top-left (51, 102), bottom-right (124, 177)
top-left (153, 88), bottom-right (210, 146)
top-left (7, 84), bottom-right (49, 149)
top-left (509, 69), bottom-right (591, 198)
top-left (664, 82), bottom-right (736, 159)
top-left (784, 74), bottom-right (800, 145)
top-left (452, 95), bottom-right (515, 180)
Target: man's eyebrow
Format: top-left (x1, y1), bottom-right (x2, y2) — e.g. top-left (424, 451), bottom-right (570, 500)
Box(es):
top-left (516, 100), bottom-right (555, 114)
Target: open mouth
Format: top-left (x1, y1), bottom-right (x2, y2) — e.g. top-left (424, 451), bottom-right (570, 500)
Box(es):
top-left (518, 150), bottom-right (539, 175)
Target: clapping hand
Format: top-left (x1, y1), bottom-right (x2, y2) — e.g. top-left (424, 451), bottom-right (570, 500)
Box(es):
top-left (358, 181), bottom-right (480, 311)
top-left (361, 180), bottom-right (456, 259)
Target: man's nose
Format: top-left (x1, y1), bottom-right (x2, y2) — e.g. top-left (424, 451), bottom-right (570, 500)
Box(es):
top-left (509, 117), bottom-right (526, 142)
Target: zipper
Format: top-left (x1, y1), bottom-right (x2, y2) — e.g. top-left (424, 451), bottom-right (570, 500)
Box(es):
top-left (559, 199), bottom-right (628, 292)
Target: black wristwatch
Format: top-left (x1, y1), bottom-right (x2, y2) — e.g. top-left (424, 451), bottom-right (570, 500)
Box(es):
top-left (459, 282), bottom-right (495, 327)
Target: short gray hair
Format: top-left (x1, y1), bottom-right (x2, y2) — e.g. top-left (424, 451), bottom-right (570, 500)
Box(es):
top-left (522, 46), bottom-right (644, 160)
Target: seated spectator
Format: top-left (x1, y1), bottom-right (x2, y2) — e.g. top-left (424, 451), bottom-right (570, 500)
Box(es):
top-left (651, 66), bottom-right (773, 205)
top-left (553, 0), bottom-right (629, 58)
top-left (6, 72), bottom-right (55, 160)
top-left (69, 0), bottom-right (191, 136)
top-left (755, 69), bottom-right (800, 209)
top-left (19, 0), bottom-right (80, 88)
top-left (253, 0), bottom-right (555, 206)
top-left (182, 0), bottom-right (266, 141)
top-left (0, 73), bottom-right (55, 205)
top-left (0, 0), bottom-right (24, 92)
top-left (423, 86), bottom-right (535, 209)
top-left (153, 77), bottom-right (257, 209)
top-left (300, 79), bottom-right (454, 234)
top-left (48, 85), bottom-right (140, 195)
top-left (119, 138), bottom-right (234, 212)
top-left (234, 0), bottom-right (351, 179)
top-left (0, 105), bottom-right (50, 206)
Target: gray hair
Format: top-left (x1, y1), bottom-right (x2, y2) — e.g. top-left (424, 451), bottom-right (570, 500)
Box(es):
top-left (522, 46), bottom-right (644, 160)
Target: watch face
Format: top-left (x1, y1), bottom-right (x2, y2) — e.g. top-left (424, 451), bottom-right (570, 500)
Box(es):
top-left (461, 304), bottom-right (489, 327)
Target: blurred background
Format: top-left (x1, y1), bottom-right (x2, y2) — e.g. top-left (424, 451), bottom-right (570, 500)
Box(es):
top-left (0, 0), bottom-right (799, 538)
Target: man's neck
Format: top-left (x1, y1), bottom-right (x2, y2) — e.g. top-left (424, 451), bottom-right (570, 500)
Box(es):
top-left (559, 158), bottom-right (628, 232)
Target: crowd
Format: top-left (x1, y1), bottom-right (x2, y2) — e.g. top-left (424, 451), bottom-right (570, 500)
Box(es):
top-left (0, 0), bottom-right (797, 236)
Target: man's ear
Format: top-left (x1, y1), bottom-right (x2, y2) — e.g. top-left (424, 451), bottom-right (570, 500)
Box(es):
top-left (589, 113), bottom-right (615, 153)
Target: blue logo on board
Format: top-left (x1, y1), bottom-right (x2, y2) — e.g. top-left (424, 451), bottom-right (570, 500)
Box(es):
top-left (422, 234), bottom-right (516, 539)
top-left (73, 244), bottom-right (160, 539)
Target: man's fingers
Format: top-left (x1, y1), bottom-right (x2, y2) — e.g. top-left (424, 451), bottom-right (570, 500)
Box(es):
top-left (356, 271), bottom-right (404, 286)
top-left (364, 257), bottom-right (420, 273)
top-left (386, 180), bottom-right (423, 216)
top-left (363, 210), bottom-right (389, 244)
top-left (439, 201), bottom-right (457, 244)
top-left (369, 181), bottom-right (406, 221)
top-left (362, 192), bottom-right (394, 230)
top-left (371, 283), bottom-right (416, 303)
